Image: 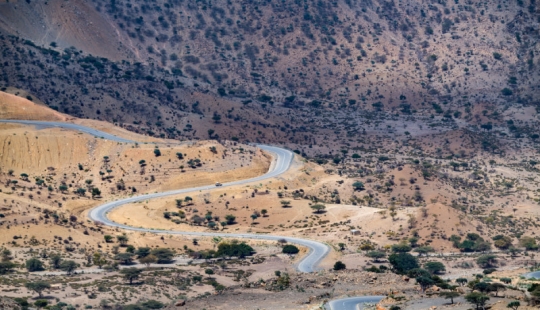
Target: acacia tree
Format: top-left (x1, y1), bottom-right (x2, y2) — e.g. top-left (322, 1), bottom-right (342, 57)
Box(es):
top-left (311, 204), bottom-right (326, 213)
top-left (120, 268), bottom-right (142, 285)
top-left (49, 254), bottom-right (62, 269)
top-left (507, 301), bottom-right (520, 310)
top-left (150, 248), bottom-right (174, 263)
top-left (115, 253), bottom-right (135, 265)
top-left (60, 260), bottom-right (78, 275)
top-left (26, 258), bottom-right (44, 272)
top-left (489, 283), bottom-right (506, 297)
top-left (366, 251), bottom-right (386, 263)
top-left (389, 253), bottom-right (419, 274)
top-left (424, 261), bottom-right (446, 274)
top-left (416, 276), bottom-right (435, 292)
top-left (440, 291), bottom-right (461, 304)
top-left (456, 277), bottom-right (468, 286)
top-left (117, 234), bottom-right (129, 246)
top-left (139, 254), bottom-right (158, 268)
top-left (465, 292), bottom-right (489, 310)
top-left (414, 246), bottom-right (435, 256)
top-left (477, 254), bottom-right (498, 268)
top-left (93, 252), bottom-right (107, 268)
top-left (25, 281), bottom-right (50, 298)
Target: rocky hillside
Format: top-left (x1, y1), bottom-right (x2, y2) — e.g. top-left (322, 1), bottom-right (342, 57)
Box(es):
top-left (0, 0), bottom-right (539, 150)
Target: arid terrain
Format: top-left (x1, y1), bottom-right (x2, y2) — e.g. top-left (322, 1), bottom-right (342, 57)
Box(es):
top-left (1, 0), bottom-right (540, 309)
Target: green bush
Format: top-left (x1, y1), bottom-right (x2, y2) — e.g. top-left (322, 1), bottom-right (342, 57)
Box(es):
top-left (389, 253), bottom-right (419, 274)
top-left (501, 88), bottom-right (513, 96)
top-left (282, 245), bottom-right (299, 254)
top-left (217, 241), bottom-right (254, 258)
top-left (333, 261), bottom-right (346, 270)
top-left (25, 258), bottom-right (45, 272)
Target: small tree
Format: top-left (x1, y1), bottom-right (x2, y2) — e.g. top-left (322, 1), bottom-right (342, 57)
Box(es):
top-left (25, 281), bottom-right (50, 298)
top-left (0, 261), bottom-right (16, 274)
top-left (389, 253), bottom-right (419, 274)
top-left (25, 258), bottom-right (45, 272)
top-left (416, 276), bottom-right (435, 292)
top-left (154, 148), bottom-right (161, 157)
top-left (414, 246), bottom-right (435, 256)
top-left (120, 267), bottom-right (142, 285)
top-left (493, 235), bottom-right (513, 250)
top-left (424, 261), bottom-right (446, 274)
top-left (139, 254), bottom-right (158, 268)
top-left (117, 234), bottom-right (129, 246)
top-left (474, 282), bottom-right (491, 293)
top-left (93, 252), bottom-right (107, 268)
top-left (489, 282), bottom-right (506, 297)
top-left (261, 209), bottom-right (268, 217)
top-left (333, 261), bottom-right (346, 270)
top-left (465, 292), bottom-right (489, 310)
top-left (104, 235), bottom-right (113, 243)
top-left (366, 251), bottom-right (386, 263)
top-left (49, 254), bottom-right (62, 269)
top-left (2, 248), bottom-right (12, 262)
top-left (75, 188), bottom-right (86, 196)
top-left (507, 301), bottom-right (520, 310)
top-left (150, 248), bottom-right (174, 263)
top-left (519, 236), bottom-right (538, 250)
top-left (477, 254), bottom-right (498, 268)
top-left (352, 181), bottom-right (365, 191)
top-left (91, 187), bottom-right (101, 198)
top-left (456, 277), bottom-right (468, 286)
top-left (115, 253), bottom-right (135, 265)
top-left (311, 204), bottom-right (326, 213)
top-left (135, 247), bottom-right (151, 258)
top-left (225, 214), bottom-right (236, 225)
top-left (440, 291), bottom-right (460, 304)
top-left (60, 260), bottom-right (78, 275)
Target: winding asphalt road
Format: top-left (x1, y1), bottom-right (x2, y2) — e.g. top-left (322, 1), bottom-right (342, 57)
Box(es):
top-left (0, 119), bottom-right (135, 143)
top-left (1, 120), bottom-right (330, 273)
top-left (3, 119), bottom-right (386, 309)
top-left (524, 271), bottom-right (540, 279)
top-left (325, 296), bottom-right (385, 310)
